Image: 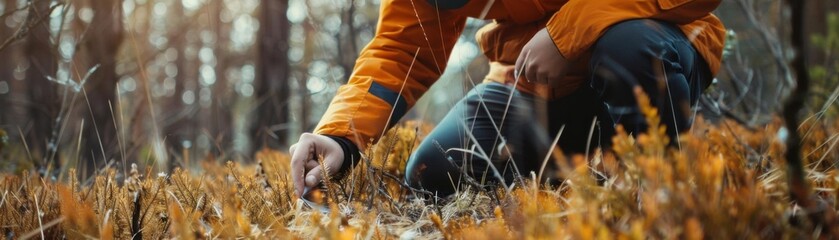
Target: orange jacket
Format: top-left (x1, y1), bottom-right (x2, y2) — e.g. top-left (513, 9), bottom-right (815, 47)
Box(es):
top-left (314, 0), bottom-right (726, 149)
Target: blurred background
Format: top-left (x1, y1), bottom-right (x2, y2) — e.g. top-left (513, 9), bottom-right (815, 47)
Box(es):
top-left (0, 0), bottom-right (836, 178)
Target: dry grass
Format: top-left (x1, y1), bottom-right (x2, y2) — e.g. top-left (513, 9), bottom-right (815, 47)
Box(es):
top-left (2, 93), bottom-right (839, 239)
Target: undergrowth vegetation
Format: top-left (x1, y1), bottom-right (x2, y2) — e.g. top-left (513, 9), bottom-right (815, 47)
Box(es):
top-left (1, 90), bottom-right (839, 239)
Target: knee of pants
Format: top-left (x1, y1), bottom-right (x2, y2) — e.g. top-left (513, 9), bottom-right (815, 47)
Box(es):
top-left (403, 82), bottom-right (508, 194)
top-left (403, 146), bottom-right (454, 194)
top-left (590, 19), bottom-right (696, 136)
top-left (591, 20), bottom-right (687, 94)
top-left (404, 82), bottom-right (537, 195)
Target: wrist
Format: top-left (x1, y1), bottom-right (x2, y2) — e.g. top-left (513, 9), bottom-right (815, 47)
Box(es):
top-left (322, 135), bottom-right (361, 175)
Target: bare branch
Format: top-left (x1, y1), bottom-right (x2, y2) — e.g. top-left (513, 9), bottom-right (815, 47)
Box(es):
top-left (0, 2), bottom-right (63, 53)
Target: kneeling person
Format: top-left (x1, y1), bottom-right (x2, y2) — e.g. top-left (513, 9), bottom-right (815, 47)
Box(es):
top-left (289, 0), bottom-right (726, 197)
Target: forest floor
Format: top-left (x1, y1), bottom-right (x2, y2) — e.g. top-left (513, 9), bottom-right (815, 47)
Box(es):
top-left (1, 93), bottom-right (839, 239)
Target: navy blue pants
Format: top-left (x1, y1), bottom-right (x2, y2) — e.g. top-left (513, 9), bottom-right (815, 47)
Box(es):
top-left (404, 19), bottom-right (712, 196)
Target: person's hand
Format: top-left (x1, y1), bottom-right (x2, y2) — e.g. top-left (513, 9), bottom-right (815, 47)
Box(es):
top-left (289, 133), bottom-right (345, 197)
top-left (515, 28), bottom-right (570, 84)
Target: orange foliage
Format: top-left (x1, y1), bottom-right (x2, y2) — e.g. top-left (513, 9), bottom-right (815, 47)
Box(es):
top-left (1, 104), bottom-right (839, 238)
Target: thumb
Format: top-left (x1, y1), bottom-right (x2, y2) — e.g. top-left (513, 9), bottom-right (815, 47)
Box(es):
top-left (515, 49), bottom-right (532, 82)
top-left (305, 166), bottom-right (323, 188)
top-left (514, 51), bottom-right (526, 80)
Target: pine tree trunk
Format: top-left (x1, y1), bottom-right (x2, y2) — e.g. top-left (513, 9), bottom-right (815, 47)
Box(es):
top-left (82, 0), bottom-right (123, 176)
top-left (25, 0), bottom-right (59, 168)
top-left (251, 0), bottom-right (291, 151)
top-left (211, 0), bottom-right (231, 156)
top-left (806, 0), bottom-right (839, 66)
top-left (783, 0), bottom-right (837, 234)
top-left (163, 1), bottom-right (193, 169)
top-left (0, 0), bottom-right (17, 127)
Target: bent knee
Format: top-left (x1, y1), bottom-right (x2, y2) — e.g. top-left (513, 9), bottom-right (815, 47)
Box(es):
top-left (592, 19), bottom-right (688, 64)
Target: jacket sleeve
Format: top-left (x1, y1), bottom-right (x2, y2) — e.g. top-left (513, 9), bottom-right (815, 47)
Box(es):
top-left (545, 0), bottom-right (722, 60)
top-left (314, 0), bottom-right (467, 149)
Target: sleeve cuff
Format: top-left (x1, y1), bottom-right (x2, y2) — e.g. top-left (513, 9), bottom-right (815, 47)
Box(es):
top-left (323, 135), bottom-right (362, 176)
top-left (545, 13), bottom-right (576, 60)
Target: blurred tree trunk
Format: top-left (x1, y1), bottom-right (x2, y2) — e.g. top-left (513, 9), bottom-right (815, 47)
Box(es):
top-left (298, 76), bottom-right (311, 132)
top-left (251, 0), bottom-right (291, 150)
top-left (211, 0), bottom-right (231, 156)
top-left (298, 19), bottom-right (315, 133)
top-left (784, 0), bottom-right (838, 234)
top-left (25, 0), bottom-right (59, 168)
top-left (81, 0), bottom-right (123, 176)
top-left (164, 1), bottom-right (192, 169)
top-left (806, 0), bottom-right (839, 65)
top-left (337, 0), bottom-right (358, 81)
top-left (0, 0), bottom-right (16, 126)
